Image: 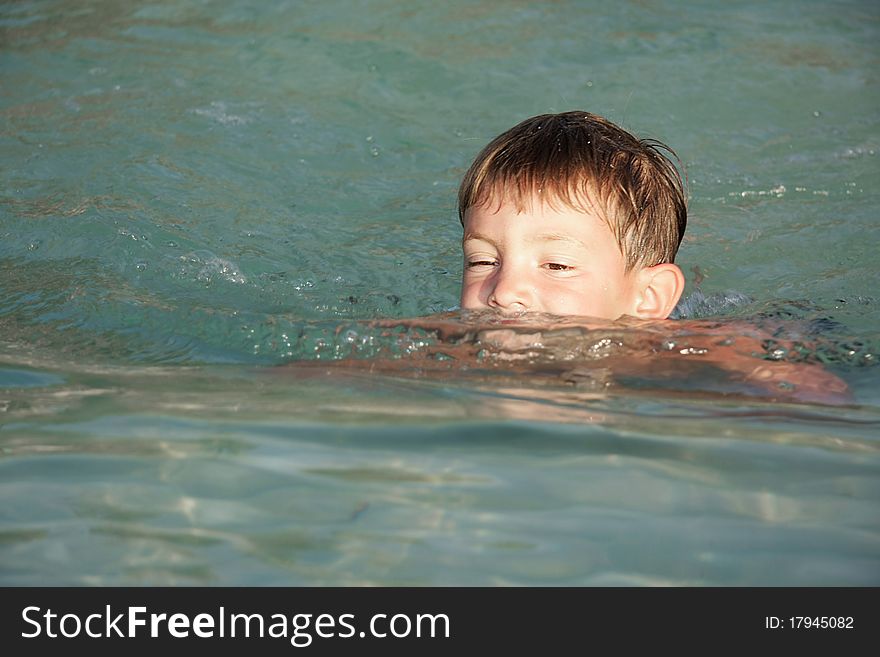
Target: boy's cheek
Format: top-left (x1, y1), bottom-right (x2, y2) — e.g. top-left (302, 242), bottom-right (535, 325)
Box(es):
top-left (459, 279), bottom-right (485, 308)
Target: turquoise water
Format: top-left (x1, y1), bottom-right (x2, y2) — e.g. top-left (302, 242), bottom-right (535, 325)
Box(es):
top-left (1, 0), bottom-right (878, 585)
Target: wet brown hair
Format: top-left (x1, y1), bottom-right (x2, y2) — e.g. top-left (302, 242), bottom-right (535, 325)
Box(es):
top-left (458, 111), bottom-right (687, 270)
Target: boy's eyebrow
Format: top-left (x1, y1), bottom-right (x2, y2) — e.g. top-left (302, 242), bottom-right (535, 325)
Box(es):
top-left (532, 232), bottom-right (589, 249)
top-left (462, 231), bottom-right (590, 249)
top-left (462, 231), bottom-right (498, 248)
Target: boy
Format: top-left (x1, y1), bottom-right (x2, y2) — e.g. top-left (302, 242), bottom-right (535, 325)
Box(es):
top-left (458, 111), bottom-right (686, 321)
top-left (448, 111), bottom-right (849, 403)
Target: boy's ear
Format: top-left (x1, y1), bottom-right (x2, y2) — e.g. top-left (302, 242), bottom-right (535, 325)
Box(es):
top-left (632, 263), bottom-right (685, 319)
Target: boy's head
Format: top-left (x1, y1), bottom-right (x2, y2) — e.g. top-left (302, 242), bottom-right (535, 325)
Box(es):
top-left (458, 111), bottom-right (687, 320)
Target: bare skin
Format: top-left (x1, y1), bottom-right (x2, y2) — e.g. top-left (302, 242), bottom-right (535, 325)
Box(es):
top-left (461, 198), bottom-right (684, 320)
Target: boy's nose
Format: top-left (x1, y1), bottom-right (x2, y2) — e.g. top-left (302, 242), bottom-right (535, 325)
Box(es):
top-left (487, 265), bottom-right (533, 313)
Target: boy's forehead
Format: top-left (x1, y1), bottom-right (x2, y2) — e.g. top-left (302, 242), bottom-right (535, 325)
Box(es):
top-left (467, 182), bottom-right (611, 218)
top-left (463, 185), bottom-right (617, 234)
top-left (463, 227), bottom-right (591, 251)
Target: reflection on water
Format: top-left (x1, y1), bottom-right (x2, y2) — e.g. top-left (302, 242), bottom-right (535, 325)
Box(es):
top-left (1, 368), bottom-right (877, 585)
top-left (281, 310), bottom-right (863, 408)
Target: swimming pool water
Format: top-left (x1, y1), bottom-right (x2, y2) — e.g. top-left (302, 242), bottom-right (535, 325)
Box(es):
top-left (1, 0), bottom-right (878, 585)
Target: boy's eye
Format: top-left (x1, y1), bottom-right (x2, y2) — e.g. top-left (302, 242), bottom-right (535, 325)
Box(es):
top-left (467, 260), bottom-right (497, 268)
top-left (545, 262), bottom-right (574, 271)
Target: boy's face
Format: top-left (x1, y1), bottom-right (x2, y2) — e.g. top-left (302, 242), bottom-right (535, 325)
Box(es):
top-left (460, 196), bottom-right (640, 319)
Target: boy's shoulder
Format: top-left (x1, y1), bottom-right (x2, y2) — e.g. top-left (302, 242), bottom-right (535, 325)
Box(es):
top-left (301, 313), bottom-right (852, 406)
